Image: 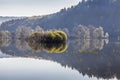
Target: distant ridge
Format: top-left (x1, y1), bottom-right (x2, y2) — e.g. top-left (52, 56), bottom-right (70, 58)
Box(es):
top-left (0, 16), bottom-right (22, 25)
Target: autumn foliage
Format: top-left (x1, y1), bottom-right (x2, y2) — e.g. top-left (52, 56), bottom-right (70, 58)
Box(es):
top-left (28, 30), bottom-right (67, 43)
top-left (27, 30), bottom-right (67, 53)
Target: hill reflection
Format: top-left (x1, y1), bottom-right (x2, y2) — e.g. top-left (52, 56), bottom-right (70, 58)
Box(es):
top-left (0, 38), bottom-right (109, 52)
top-left (1, 38), bottom-right (120, 79)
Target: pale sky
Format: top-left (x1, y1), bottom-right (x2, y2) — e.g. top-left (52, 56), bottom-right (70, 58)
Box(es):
top-left (0, 0), bottom-right (81, 17)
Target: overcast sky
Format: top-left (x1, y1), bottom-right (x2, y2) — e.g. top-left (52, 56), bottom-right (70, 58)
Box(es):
top-left (0, 0), bottom-right (81, 16)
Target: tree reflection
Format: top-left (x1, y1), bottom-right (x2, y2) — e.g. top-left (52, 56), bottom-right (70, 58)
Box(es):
top-left (70, 39), bottom-right (109, 52)
top-left (44, 42), bottom-right (68, 53)
top-left (0, 38), bottom-right (10, 47)
top-left (28, 41), bottom-right (68, 53)
top-left (1, 38), bottom-right (120, 80)
top-left (15, 39), bottom-right (30, 51)
top-left (0, 38), bottom-right (68, 53)
top-left (27, 40), bottom-right (43, 52)
top-left (0, 38), bottom-right (108, 53)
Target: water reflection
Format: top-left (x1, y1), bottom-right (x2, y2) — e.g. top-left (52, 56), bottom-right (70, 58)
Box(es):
top-left (0, 38), bottom-right (109, 52)
top-left (0, 58), bottom-right (96, 80)
top-left (69, 39), bottom-right (109, 53)
top-left (0, 38), bottom-right (68, 53)
top-left (0, 38), bottom-right (10, 47)
top-left (15, 39), bottom-right (30, 51)
top-left (1, 38), bottom-right (120, 80)
top-left (28, 41), bottom-right (68, 53)
top-left (43, 43), bottom-right (68, 53)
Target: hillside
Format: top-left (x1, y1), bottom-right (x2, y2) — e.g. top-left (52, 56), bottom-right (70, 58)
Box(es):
top-left (0, 0), bottom-right (120, 37)
top-left (0, 16), bottom-right (20, 24)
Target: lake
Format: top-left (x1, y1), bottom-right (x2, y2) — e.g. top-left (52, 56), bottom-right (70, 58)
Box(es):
top-left (0, 38), bottom-right (120, 80)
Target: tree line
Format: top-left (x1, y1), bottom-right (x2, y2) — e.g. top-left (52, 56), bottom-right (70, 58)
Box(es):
top-left (0, 24), bottom-right (109, 40)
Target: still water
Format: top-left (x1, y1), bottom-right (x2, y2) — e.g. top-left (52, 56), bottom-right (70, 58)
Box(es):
top-left (0, 39), bottom-right (120, 80)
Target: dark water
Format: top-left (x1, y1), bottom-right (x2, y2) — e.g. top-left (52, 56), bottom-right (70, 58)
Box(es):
top-left (0, 38), bottom-right (120, 80)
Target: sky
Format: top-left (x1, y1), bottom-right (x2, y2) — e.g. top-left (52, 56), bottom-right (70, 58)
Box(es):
top-left (0, 0), bottom-right (81, 17)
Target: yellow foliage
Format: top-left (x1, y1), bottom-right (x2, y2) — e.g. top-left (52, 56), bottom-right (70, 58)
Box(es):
top-left (46, 30), bottom-right (67, 41)
top-left (27, 30), bottom-right (68, 53)
top-left (44, 42), bottom-right (68, 53)
top-left (28, 30), bottom-right (67, 43)
top-left (54, 30), bottom-right (67, 41)
top-left (28, 42), bottom-right (68, 53)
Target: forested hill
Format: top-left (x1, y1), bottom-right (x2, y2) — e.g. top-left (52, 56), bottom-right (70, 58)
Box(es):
top-left (1, 0), bottom-right (120, 37)
top-left (0, 16), bottom-right (20, 24)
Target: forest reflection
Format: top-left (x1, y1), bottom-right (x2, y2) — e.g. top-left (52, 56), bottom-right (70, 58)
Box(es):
top-left (0, 38), bottom-right (10, 47)
top-left (28, 41), bottom-right (68, 53)
top-left (69, 39), bottom-right (109, 52)
top-left (0, 38), bottom-right (109, 53)
top-left (0, 38), bottom-right (68, 53)
top-left (1, 38), bottom-right (120, 80)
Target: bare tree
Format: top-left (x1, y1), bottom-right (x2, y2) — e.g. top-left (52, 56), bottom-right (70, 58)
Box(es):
top-left (35, 26), bottom-right (44, 32)
top-left (15, 26), bottom-right (32, 39)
